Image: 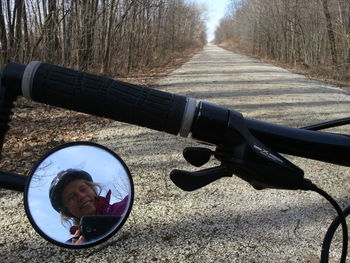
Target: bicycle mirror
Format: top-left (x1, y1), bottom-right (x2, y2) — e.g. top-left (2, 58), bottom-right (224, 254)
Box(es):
top-left (24, 142), bottom-right (134, 249)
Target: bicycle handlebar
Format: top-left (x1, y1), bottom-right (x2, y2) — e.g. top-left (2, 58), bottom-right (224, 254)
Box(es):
top-left (7, 61), bottom-right (189, 136)
top-left (1, 61), bottom-right (350, 168)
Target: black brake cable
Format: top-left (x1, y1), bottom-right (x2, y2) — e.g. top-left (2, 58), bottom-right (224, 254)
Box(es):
top-left (301, 118), bottom-right (349, 262)
top-left (322, 205), bottom-right (350, 263)
top-left (300, 117), bottom-right (350, 131)
top-left (302, 179), bottom-right (348, 263)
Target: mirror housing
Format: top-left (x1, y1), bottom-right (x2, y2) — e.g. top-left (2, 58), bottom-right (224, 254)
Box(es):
top-left (24, 142), bottom-right (133, 248)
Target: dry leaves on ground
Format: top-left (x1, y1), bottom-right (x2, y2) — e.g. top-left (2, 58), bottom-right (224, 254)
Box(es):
top-left (0, 97), bottom-right (112, 174)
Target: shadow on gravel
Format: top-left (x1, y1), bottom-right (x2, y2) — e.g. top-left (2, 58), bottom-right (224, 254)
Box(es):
top-left (0, 194), bottom-right (347, 261)
top-left (171, 70), bottom-right (292, 76)
top-left (251, 111), bottom-right (350, 126)
top-left (185, 61), bottom-right (262, 65)
top-left (220, 100), bottom-right (350, 112)
top-left (94, 196), bottom-right (350, 251)
top-left (183, 88), bottom-right (347, 99)
top-left (157, 79), bottom-right (340, 88)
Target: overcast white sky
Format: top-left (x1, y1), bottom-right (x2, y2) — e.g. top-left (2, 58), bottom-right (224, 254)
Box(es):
top-left (190, 0), bottom-right (231, 42)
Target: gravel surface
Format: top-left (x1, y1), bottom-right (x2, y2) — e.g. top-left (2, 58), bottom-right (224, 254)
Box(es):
top-left (1, 44), bottom-right (349, 262)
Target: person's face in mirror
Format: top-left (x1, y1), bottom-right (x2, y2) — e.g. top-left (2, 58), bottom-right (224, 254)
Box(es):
top-left (61, 179), bottom-right (98, 219)
top-left (49, 168), bottom-right (130, 244)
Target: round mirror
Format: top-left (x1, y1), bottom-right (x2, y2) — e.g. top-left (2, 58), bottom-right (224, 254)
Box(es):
top-left (24, 142), bottom-right (133, 248)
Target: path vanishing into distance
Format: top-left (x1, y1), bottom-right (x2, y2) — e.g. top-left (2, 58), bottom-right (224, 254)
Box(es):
top-left (1, 44), bottom-right (349, 262)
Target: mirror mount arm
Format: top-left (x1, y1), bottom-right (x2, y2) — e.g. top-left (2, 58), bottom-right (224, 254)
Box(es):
top-left (0, 170), bottom-right (27, 192)
top-left (0, 64), bottom-right (28, 192)
top-left (0, 63), bottom-right (24, 159)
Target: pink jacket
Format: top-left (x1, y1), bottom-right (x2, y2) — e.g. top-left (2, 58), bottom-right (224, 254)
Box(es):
top-left (95, 190), bottom-right (129, 216)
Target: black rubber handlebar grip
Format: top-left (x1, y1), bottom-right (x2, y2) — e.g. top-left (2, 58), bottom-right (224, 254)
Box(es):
top-left (22, 62), bottom-right (187, 135)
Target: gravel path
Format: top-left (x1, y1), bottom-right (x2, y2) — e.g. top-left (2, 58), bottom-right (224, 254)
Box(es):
top-left (1, 44), bottom-right (349, 262)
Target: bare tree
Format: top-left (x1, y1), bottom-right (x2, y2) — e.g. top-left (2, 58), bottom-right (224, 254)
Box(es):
top-left (215, 0), bottom-right (350, 79)
top-left (1, 0), bottom-right (206, 76)
top-left (0, 0), bottom-right (8, 64)
top-left (321, 0), bottom-right (337, 65)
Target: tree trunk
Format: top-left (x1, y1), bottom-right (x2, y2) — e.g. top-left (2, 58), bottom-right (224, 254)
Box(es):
top-left (347, 0), bottom-right (350, 65)
top-left (22, 1), bottom-right (29, 61)
top-left (0, 0), bottom-right (8, 64)
top-left (127, 3), bottom-right (138, 73)
top-left (14, 0), bottom-right (24, 61)
top-left (7, 0), bottom-right (15, 50)
top-left (102, 0), bottom-right (117, 75)
top-left (321, 0), bottom-right (337, 65)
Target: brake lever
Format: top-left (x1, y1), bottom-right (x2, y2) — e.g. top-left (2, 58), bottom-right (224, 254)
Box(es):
top-left (223, 109), bottom-right (305, 190)
top-left (170, 166), bottom-right (231, 191)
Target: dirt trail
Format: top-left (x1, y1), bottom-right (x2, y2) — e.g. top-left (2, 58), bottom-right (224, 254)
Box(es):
top-left (1, 44), bottom-right (349, 262)
top-left (93, 44), bottom-right (350, 262)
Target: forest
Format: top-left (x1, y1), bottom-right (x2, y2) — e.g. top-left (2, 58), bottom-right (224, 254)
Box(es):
top-left (0, 0), bottom-right (207, 76)
top-left (215, 0), bottom-right (350, 81)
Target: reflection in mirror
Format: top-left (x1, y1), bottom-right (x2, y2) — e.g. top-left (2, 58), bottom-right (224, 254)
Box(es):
top-left (24, 142), bottom-right (133, 248)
